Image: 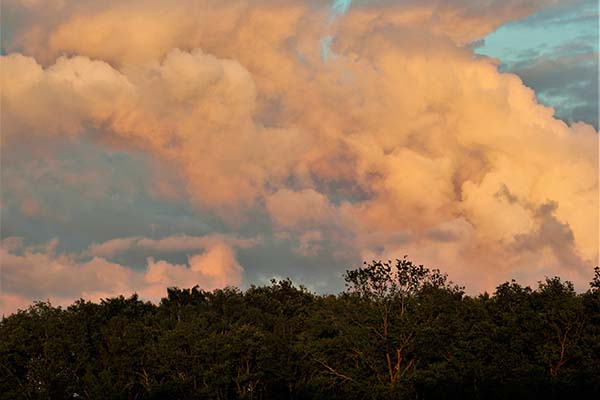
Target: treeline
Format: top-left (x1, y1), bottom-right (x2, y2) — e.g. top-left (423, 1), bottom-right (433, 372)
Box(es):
top-left (1, 258), bottom-right (599, 400)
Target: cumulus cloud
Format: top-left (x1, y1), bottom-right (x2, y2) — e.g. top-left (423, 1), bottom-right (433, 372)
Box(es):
top-left (0, 235), bottom-right (250, 315)
top-left (476, 0), bottom-right (599, 128)
top-left (3, 0), bottom-right (562, 65)
top-left (266, 189), bottom-right (338, 229)
top-left (0, 0), bottom-right (597, 313)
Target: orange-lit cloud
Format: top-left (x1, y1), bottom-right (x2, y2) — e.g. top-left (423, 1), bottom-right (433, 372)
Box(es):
top-left (86, 234), bottom-right (261, 258)
top-left (0, 0), bottom-right (597, 313)
top-left (0, 235), bottom-right (249, 315)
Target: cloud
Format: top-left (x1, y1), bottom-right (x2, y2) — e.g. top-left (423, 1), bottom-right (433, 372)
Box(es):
top-left (86, 237), bottom-right (142, 258)
top-left (0, 0), bottom-right (597, 312)
top-left (0, 235), bottom-right (250, 315)
top-left (508, 51), bottom-right (598, 128)
top-left (3, 0), bottom-right (562, 65)
top-left (87, 234), bottom-right (261, 258)
top-left (475, 0), bottom-right (598, 127)
top-left (266, 189), bottom-right (338, 229)
top-left (143, 242), bottom-right (244, 299)
top-left (512, 201), bottom-right (588, 272)
top-left (2, 49), bottom-right (273, 216)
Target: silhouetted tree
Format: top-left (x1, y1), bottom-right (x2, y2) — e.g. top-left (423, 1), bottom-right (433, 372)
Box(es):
top-left (1, 259), bottom-right (599, 399)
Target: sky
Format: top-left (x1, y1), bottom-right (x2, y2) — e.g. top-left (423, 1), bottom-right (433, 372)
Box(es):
top-left (476, 0), bottom-right (599, 128)
top-left (1, 0), bottom-right (598, 315)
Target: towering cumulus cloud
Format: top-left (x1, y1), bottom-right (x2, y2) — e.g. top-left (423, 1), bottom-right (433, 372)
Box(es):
top-left (0, 0), bottom-right (597, 313)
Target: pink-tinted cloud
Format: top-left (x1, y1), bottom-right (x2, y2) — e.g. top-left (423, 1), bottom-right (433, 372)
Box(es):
top-left (0, 0), bottom-right (597, 306)
top-left (0, 236), bottom-right (249, 316)
top-left (266, 189), bottom-right (337, 229)
top-left (86, 234), bottom-right (261, 258)
top-left (4, 1), bottom-right (561, 64)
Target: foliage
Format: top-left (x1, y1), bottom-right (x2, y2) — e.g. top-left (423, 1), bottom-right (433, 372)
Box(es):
top-left (1, 259), bottom-right (599, 399)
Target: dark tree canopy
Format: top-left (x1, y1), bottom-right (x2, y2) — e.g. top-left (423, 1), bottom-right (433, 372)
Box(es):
top-left (1, 258), bottom-right (599, 400)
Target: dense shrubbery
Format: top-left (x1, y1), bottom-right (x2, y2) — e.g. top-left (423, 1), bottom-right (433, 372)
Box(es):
top-left (2, 258), bottom-right (599, 399)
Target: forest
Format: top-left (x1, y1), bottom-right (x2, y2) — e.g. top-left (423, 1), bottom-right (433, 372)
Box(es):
top-left (1, 257), bottom-right (599, 400)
